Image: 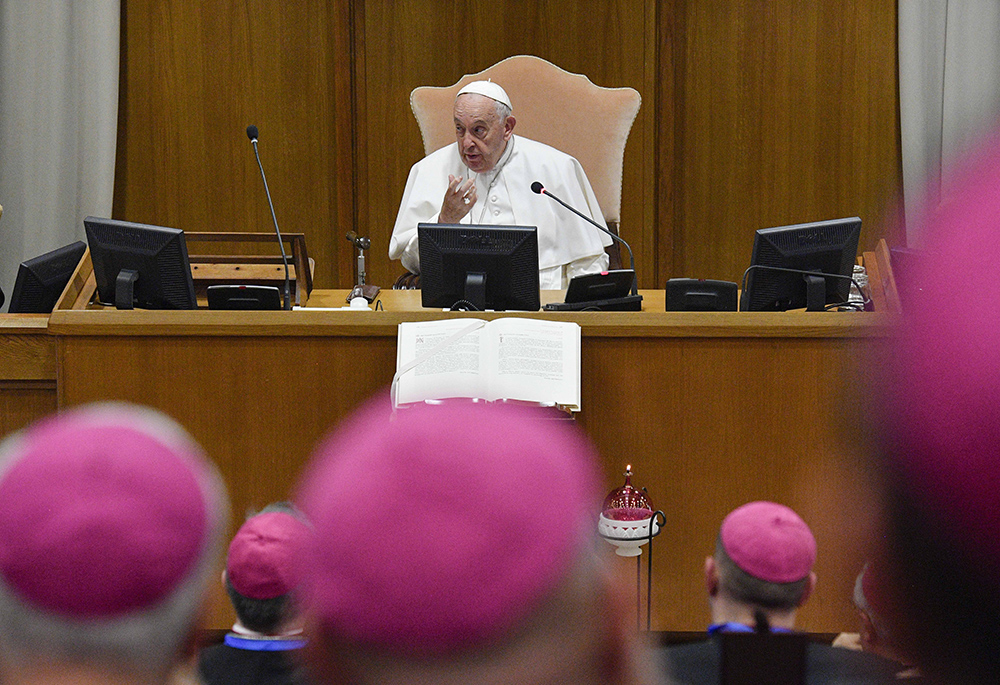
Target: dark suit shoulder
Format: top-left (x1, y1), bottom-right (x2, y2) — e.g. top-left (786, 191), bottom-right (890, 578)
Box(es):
top-left (805, 643), bottom-right (905, 684)
top-left (198, 643), bottom-right (311, 685)
top-left (658, 638), bottom-right (905, 685)
top-left (659, 639), bottom-right (720, 684)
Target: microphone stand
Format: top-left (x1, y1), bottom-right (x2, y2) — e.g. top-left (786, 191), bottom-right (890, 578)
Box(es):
top-left (247, 125), bottom-right (292, 310)
top-left (532, 182), bottom-right (642, 310)
top-left (532, 183), bottom-right (638, 296)
top-left (347, 232), bottom-right (381, 303)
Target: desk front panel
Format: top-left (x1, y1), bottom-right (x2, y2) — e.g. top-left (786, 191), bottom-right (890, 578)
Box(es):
top-left (52, 292), bottom-right (889, 632)
top-left (0, 316), bottom-right (57, 439)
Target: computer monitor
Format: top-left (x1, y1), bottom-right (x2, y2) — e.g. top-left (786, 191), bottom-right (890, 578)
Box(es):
top-left (740, 217), bottom-right (863, 311)
top-left (85, 216), bottom-right (198, 310)
top-left (417, 223), bottom-right (540, 311)
top-left (8, 241), bottom-right (87, 313)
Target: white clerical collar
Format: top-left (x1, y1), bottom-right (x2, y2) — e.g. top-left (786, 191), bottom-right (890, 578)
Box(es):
top-left (231, 623), bottom-right (305, 639)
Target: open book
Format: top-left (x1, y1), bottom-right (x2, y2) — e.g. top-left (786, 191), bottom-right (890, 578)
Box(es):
top-left (393, 318), bottom-right (581, 410)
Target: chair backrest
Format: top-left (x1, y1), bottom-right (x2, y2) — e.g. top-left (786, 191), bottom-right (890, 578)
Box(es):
top-left (409, 56), bottom-right (640, 227)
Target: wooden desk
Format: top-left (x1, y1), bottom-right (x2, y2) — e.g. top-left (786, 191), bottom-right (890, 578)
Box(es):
top-left (0, 315), bottom-right (57, 438)
top-left (48, 287), bottom-right (894, 632)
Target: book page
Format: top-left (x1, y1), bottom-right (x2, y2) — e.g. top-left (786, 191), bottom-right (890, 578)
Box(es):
top-left (395, 319), bottom-right (488, 405)
top-left (485, 318), bottom-right (581, 410)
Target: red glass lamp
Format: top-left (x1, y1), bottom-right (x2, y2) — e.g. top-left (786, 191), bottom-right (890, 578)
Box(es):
top-left (598, 464), bottom-right (660, 556)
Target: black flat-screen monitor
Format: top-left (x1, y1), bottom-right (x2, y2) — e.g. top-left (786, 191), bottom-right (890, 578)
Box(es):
top-left (85, 216), bottom-right (198, 310)
top-left (740, 217), bottom-right (862, 311)
top-left (417, 223), bottom-right (540, 311)
top-left (8, 241), bottom-right (87, 313)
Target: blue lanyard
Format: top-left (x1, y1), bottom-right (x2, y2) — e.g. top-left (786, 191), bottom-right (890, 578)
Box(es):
top-left (223, 633), bottom-right (307, 651)
top-left (708, 623), bottom-right (792, 634)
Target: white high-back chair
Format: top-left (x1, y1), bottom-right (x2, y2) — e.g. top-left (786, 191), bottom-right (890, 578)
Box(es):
top-left (402, 56), bottom-right (640, 281)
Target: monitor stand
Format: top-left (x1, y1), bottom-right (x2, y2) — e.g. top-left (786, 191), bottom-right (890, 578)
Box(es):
top-left (115, 269), bottom-right (139, 310)
top-left (459, 271), bottom-right (487, 311)
top-left (803, 273), bottom-right (826, 312)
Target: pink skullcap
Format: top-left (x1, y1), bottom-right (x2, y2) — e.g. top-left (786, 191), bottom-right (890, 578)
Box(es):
top-left (720, 501), bottom-right (816, 583)
top-left (884, 129), bottom-right (1000, 585)
top-left (0, 403), bottom-right (212, 619)
top-left (295, 397), bottom-right (601, 655)
top-left (228, 511), bottom-right (309, 600)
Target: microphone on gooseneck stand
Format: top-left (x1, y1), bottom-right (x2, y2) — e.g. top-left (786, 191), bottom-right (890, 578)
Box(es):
top-left (246, 124), bottom-right (292, 310)
top-left (346, 232), bottom-right (371, 290)
top-left (345, 231), bottom-right (371, 251)
top-left (344, 231), bottom-right (381, 304)
top-left (530, 181), bottom-right (639, 298)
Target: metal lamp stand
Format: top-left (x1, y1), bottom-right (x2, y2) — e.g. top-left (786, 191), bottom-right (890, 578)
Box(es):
top-left (599, 509), bottom-right (665, 630)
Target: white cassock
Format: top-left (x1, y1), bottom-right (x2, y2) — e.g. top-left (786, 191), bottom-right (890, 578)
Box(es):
top-left (389, 135), bottom-right (611, 289)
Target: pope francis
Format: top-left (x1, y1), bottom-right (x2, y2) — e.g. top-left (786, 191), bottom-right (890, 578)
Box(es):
top-left (389, 80), bottom-right (612, 289)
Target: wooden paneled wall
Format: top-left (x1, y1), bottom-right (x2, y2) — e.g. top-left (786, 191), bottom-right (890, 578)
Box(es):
top-left (116, 1), bottom-right (901, 291)
top-left (661, 3), bottom-right (904, 283)
top-left (115, 1), bottom-right (356, 288)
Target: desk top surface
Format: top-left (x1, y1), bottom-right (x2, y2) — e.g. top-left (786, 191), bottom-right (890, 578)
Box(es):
top-left (45, 289), bottom-right (896, 339)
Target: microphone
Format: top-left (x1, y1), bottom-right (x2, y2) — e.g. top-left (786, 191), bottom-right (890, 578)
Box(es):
top-left (345, 231), bottom-right (371, 250)
top-left (531, 181), bottom-right (638, 296)
top-left (246, 124), bottom-right (292, 310)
